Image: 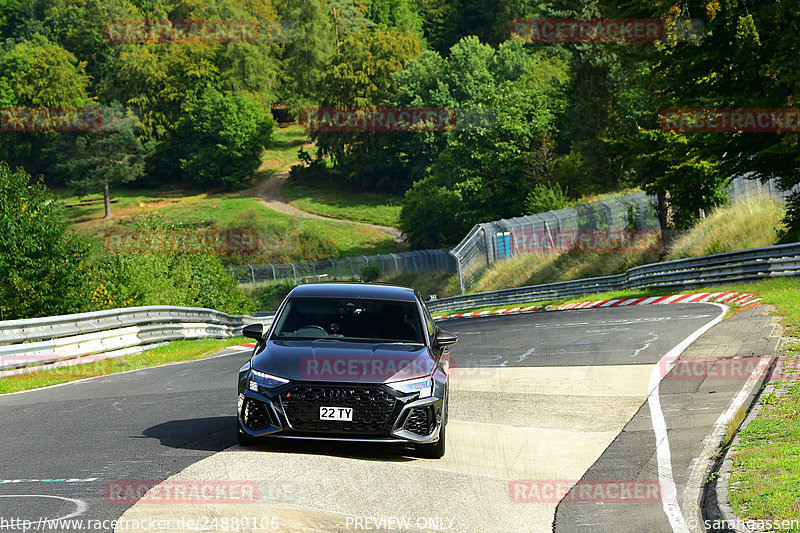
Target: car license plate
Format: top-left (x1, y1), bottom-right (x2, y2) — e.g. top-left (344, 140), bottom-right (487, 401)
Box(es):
top-left (320, 406), bottom-right (353, 421)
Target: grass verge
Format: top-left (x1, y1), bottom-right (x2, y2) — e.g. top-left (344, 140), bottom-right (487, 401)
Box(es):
top-left (59, 191), bottom-right (395, 261)
top-left (725, 279), bottom-right (800, 527)
top-left (283, 179), bottom-right (402, 227)
top-left (0, 337), bottom-right (248, 395)
top-left (260, 124), bottom-right (312, 172)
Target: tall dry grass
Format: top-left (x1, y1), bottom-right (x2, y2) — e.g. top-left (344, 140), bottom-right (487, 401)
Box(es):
top-left (472, 195), bottom-right (786, 293)
top-left (472, 233), bottom-right (662, 293)
top-left (666, 195), bottom-right (785, 260)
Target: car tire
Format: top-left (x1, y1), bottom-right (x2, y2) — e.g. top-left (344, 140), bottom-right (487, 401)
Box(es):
top-left (236, 420), bottom-right (257, 446)
top-left (415, 411), bottom-right (446, 459)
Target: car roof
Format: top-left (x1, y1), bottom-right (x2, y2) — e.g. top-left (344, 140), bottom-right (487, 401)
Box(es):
top-left (287, 282), bottom-right (417, 302)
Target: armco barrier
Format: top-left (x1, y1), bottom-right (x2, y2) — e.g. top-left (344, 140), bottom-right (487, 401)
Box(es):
top-left (4, 242), bottom-right (799, 374)
top-left (0, 306), bottom-right (272, 376)
top-left (426, 242), bottom-right (800, 314)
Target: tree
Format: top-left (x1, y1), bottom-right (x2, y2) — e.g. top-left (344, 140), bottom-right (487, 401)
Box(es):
top-left (311, 27), bottom-right (420, 185)
top-left (0, 35), bottom-right (92, 175)
top-left (48, 104), bottom-right (154, 217)
top-left (399, 176), bottom-right (467, 249)
top-left (394, 38), bottom-right (570, 244)
top-left (0, 163), bottom-right (94, 319)
top-left (617, 0), bottom-right (800, 230)
top-left (278, 0), bottom-right (335, 116)
top-left (179, 87), bottom-right (273, 185)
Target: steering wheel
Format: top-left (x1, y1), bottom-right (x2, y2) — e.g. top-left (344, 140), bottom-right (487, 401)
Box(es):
top-left (295, 325), bottom-right (329, 338)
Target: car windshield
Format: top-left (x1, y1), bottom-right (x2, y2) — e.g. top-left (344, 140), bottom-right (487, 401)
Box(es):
top-left (271, 297), bottom-right (424, 344)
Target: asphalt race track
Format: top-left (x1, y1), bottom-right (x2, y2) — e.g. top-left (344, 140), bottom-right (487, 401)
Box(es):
top-left (0, 303), bottom-right (759, 532)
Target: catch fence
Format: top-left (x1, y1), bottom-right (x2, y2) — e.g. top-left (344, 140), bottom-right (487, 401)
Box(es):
top-left (228, 249), bottom-right (456, 287)
top-left (231, 176), bottom-right (795, 293)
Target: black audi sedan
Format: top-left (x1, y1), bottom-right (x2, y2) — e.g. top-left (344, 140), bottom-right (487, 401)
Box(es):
top-left (236, 282), bottom-right (457, 458)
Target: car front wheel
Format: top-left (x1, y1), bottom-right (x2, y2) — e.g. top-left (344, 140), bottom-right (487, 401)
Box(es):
top-left (236, 420), bottom-right (257, 446)
top-left (415, 411), bottom-right (446, 459)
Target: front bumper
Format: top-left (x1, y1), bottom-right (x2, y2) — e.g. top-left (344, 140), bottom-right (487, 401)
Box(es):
top-left (237, 382), bottom-right (444, 444)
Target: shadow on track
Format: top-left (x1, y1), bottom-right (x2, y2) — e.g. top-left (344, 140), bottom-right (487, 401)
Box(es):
top-left (140, 416), bottom-right (237, 451)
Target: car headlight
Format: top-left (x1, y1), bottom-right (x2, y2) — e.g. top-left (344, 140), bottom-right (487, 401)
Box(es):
top-left (249, 369), bottom-right (289, 391)
top-left (386, 377), bottom-right (433, 398)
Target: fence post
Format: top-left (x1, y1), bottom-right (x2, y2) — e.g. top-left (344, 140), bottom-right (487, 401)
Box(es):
top-left (268, 263), bottom-right (276, 284)
top-left (329, 258), bottom-right (336, 279)
top-left (248, 264), bottom-right (256, 288)
top-left (290, 263), bottom-right (297, 285)
top-left (451, 250), bottom-right (464, 294)
top-left (349, 258), bottom-right (354, 279)
top-left (481, 225), bottom-right (491, 267)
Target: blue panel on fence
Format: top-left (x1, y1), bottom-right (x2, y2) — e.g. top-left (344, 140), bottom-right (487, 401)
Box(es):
top-left (496, 232), bottom-right (511, 259)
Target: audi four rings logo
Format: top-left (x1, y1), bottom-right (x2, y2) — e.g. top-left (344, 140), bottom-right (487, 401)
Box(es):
top-left (322, 389), bottom-right (354, 399)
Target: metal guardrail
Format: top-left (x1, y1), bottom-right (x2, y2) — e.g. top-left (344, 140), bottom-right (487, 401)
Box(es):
top-left (4, 242), bottom-right (799, 375)
top-left (0, 306), bottom-right (273, 376)
top-left (426, 242), bottom-right (800, 314)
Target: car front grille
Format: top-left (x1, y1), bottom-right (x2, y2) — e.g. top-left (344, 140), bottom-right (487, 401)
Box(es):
top-left (404, 406), bottom-right (435, 436)
top-left (280, 385), bottom-right (397, 434)
top-left (243, 399), bottom-right (273, 430)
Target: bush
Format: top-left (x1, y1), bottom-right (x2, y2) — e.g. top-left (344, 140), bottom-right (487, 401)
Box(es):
top-left (91, 218), bottom-right (256, 315)
top-left (248, 283), bottom-right (294, 312)
top-left (0, 163), bottom-right (98, 319)
top-left (180, 88), bottom-right (274, 186)
top-left (399, 177), bottom-right (469, 249)
top-left (359, 262), bottom-right (381, 282)
top-left (525, 182), bottom-right (570, 214)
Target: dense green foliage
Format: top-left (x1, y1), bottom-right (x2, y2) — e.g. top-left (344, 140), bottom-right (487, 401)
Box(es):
top-left (0, 165), bottom-right (253, 318)
top-left (2, 0), bottom-right (799, 315)
top-left (47, 103), bottom-right (155, 215)
top-left (0, 163), bottom-right (93, 319)
top-left (179, 88), bottom-right (273, 185)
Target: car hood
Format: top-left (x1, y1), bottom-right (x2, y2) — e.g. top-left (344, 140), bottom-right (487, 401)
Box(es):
top-left (252, 340), bottom-right (434, 383)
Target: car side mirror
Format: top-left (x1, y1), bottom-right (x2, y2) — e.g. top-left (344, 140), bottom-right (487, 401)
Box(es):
top-left (434, 329), bottom-right (458, 347)
top-left (242, 323), bottom-right (264, 341)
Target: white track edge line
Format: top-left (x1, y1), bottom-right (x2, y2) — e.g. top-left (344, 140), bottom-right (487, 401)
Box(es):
top-left (647, 302), bottom-right (728, 533)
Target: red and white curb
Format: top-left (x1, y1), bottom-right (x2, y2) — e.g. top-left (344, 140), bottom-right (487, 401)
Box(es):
top-left (433, 292), bottom-right (762, 321)
top-left (225, 343), bottom-right (256, 350)
top-left (559, 292), bottom-right (761, 310)
top-left (434, 305), bottom-right (543, 321)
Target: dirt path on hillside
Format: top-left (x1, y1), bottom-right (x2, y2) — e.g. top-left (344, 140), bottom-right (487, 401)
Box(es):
top-left (256, 168), bottom-right (406, 252)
